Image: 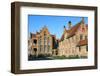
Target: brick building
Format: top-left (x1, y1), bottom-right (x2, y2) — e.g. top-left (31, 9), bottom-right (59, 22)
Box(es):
top-left (28, 26), bottom-right (58, 57)
top-left (58, 18), bottom-right (88, 57)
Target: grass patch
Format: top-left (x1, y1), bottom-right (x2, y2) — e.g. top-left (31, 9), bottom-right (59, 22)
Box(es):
top-left (53, 55), bottom-right (67, 59)
top-left (52, 55), bottom-right (81, 59)
top-left (28, 54), bottom-right (87, 61)
top-left (66, 55), bottom-right (80, 59)
top-left (80, 56), bottom-right (87, 58)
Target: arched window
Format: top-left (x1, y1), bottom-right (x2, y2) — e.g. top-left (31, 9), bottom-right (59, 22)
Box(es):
top-left (33, 48), bottom-right (37, 55)
top-left (33, 39), bottom-right (37, 45)
top-left (44, 32), bottom-right (47, 45)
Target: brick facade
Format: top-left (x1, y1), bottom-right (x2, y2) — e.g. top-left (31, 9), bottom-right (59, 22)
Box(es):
top-left (58, 18), bottom-right (88, 57)
top-left (28, 18), bottom-right (88, 58)
top-left (28, 26), bottom-right (58, 57)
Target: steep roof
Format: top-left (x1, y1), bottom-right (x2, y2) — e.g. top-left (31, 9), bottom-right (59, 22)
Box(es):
top-left (32, 34), bottom-right (36, 37)
top-left (51, 35), bottom-right (56, 38)
top-left (36, 32), bottom-right (40, 34)
top-left (60, 21), bottom-right (82, 41)
top-left (60, 34), bottom-right (64, 41)
top-left (67, 21), bottom-right (82, 38)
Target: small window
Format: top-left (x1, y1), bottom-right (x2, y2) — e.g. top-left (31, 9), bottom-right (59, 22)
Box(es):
top-left (44, 31), bottom-right (46, 36)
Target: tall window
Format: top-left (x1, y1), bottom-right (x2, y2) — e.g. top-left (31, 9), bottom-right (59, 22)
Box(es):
top-left (86, 45), bottom-right (88, 51)
top-left (40, 45), bottom-right (41, 52)
top-left (39, 36), bottom-right (42, 52)
top-left (80, 35), bottom-right (83, 40)
top-left (39, 36), bottom-right (41, 44)
top-left (40, 39), bottom-right (41, 45)
top-left (79, 46), bottom-right (81, 52)
top-left (33, 39), bottom-right (37, 45)
top-left (44, 45), bottom-right (46, 52)
top-left (33, 48), bottom-right (37, 55)
top-left (85, 36), bottom-right (87, 39)
top-left (44, 33), bottom-right (47, 45)
top-left (56, 50), bottom-right (58, 55)
top-left (48, 37), bottom-right (51, 45)
top-left (40, 45), bottom-right (43, 52)
top-left (44, 37), bottom-right (46, 45)
top-left (48, 45), bottom-right (50, 52)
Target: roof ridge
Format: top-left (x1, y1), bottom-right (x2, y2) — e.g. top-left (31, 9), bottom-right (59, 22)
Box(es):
top-left (67, 21), bottom-right (81, 37)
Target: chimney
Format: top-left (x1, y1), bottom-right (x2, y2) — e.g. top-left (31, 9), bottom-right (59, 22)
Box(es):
top-left (81, 17), bottom-right (84, 23)
top-left (68, 21), bottom-right (72, 29)
top-left (30, 33), bottom-right (32, 38)
top-left (64, 25), bottom-right (66, 29)
top-left (63, 26), bottom-right (66, 33)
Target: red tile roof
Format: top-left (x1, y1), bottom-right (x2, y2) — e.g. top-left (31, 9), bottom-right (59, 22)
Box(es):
top-left (67, 21), bottom-right (81, 37)
top-left (60, 34), bottom-right (64, 41)
top-left (60, 21), bottom-right (82, 41)
top-left (60, 20), bottom-right (88, 41)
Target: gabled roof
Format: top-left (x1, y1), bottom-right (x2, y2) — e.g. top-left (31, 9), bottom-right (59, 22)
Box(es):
top-left (60, 34), bottom-right (64, 41)
top-left (36, 32), bottom-right (40, 34)
top-left (60, 19), bottom-right (88, 41)
top-left (67, 21), bottom-right (82, 38)
top-left (30, 33), bottom-right (36, 38)
top-left (51, 35), bottom-right (56, 38)
top-left (32, 34), bottom-right (36, 37)
top-left (60, 21), bottom-right (82, 41)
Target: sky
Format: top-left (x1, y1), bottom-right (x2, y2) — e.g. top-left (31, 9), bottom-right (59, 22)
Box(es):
top-left (28, 15), bottom-right (88, 39)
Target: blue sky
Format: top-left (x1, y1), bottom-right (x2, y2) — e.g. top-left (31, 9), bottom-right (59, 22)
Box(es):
top-left (28, 15), bottom-right (88, 39)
